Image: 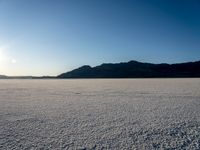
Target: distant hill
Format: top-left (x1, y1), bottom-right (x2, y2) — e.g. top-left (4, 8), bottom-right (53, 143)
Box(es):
top-left (0, 75), bottom-right (8, 79)
top-left (0, 75), bottom-right (55, 79)
top-left (57, 60), bottom-right (200, 78)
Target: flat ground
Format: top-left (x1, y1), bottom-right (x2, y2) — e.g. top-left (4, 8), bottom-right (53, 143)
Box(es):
top-left (0, 79), bottom-right (200, 149)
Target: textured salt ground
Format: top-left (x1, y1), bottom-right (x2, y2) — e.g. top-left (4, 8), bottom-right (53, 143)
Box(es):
top-left (0, 79), bottom-right (200, 150)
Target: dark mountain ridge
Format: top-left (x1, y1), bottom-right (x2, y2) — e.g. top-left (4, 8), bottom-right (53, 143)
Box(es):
top-left (58, 60), bottom-right (200, 78)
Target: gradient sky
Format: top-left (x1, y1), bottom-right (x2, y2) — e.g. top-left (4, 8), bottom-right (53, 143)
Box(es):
top-left (0, 0), bottom-right (200, 76)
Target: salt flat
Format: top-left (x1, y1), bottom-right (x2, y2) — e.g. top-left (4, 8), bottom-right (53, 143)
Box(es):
top-left (0, 79), bottom-right (200, 149)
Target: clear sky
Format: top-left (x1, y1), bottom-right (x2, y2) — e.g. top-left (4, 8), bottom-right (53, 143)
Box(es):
top-left (0, 0), bottom-right (200, 76)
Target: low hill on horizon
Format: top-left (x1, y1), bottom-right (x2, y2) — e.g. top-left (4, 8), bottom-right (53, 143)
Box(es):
top-left (0, 75), bottom-right (8, 79)
top-left (0, 75), bottom-right (55, 79)
top-left (58, 60), bottom-right (200, 78)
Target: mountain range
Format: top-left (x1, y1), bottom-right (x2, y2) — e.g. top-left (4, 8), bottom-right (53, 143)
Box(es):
top-left (57, 60), bottom-right (200, 78)
top-left (1, 60), bottom-right (200, 79)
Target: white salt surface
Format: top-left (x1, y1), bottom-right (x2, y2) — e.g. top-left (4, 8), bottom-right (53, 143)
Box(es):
top-left (0, 79), bottom-right (200, 149)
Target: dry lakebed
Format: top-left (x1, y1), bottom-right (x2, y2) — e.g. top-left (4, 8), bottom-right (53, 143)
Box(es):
top-left (0, 79), bottom-right (200, 149)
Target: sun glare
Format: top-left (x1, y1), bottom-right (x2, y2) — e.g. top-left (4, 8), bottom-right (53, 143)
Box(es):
top-left (0, 46), bottom-right (8, 63)
top-left (0, 52), bottom-right (7, 63)
top-left (0, 50), bottom-right (4, 62)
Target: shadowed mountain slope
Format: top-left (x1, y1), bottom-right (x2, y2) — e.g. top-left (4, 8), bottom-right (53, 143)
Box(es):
top-left (58, 60), bottom-right (200, 78)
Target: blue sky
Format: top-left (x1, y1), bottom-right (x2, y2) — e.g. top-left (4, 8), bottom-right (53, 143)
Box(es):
top-left (0, 0), bottom-right (199, 76)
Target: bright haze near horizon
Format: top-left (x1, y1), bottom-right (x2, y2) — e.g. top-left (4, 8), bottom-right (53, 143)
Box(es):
top-left (0, 0), bottom-right (199, 76)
